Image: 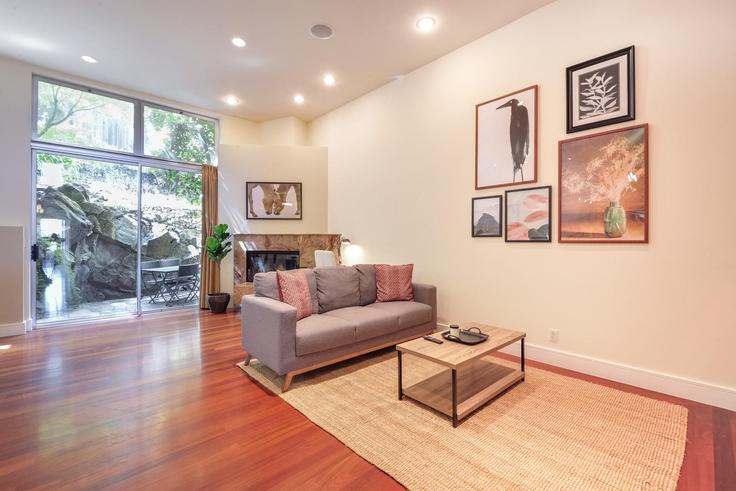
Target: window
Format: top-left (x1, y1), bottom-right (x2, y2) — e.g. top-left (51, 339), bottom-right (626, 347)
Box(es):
top-left (33, 77), bottom-right (219, 165)
top-left (144, 106), bottom-right (217, 164)
top-left (35, 80), bottom-right (134, 152)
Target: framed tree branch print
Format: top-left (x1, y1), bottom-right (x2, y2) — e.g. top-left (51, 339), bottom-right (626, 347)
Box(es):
top-left (566, 46), bottom-right (635, 133)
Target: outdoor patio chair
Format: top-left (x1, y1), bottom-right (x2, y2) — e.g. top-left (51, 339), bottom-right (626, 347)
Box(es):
top-left (141, 259), bottom-right (162, 303)
top-left (163, 263), bottom-right (200, 306)
top-left (159, 258), bottom-right (181, 267)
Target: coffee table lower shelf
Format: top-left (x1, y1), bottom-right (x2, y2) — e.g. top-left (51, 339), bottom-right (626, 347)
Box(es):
top-left (401, 356), bottom-right (524, 426)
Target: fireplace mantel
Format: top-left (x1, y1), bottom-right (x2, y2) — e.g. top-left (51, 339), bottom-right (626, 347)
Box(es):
top-left (233, 233), bottom-right (341, 307)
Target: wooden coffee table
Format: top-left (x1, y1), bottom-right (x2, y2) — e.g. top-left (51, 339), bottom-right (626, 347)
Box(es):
top-left (397, 322), bottom-right (525, 427)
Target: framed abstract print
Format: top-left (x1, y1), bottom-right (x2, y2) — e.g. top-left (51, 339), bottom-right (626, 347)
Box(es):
top-left (472, 195), bottom-right (502, 237)
top-left (505, 186), bottom-right (551, 242)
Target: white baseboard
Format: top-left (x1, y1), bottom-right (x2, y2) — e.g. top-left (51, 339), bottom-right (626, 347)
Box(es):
top-left (436, 323), bottom-right (736, 411)
top-left (0, 318), bottom-right (29, 338)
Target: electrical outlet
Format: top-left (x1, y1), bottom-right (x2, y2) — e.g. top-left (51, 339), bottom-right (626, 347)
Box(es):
top-left (549, 329), bottom-right (559, 343)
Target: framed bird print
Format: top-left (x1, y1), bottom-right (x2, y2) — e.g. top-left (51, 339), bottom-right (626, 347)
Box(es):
top-left (566, 46), bottom-right (635, 133)
top-left (558, 124), bottom-right (648, 243)
top-left (475, 85), bottom-right (538, 190)
top-left (505, 186), bottom-right (551, 242)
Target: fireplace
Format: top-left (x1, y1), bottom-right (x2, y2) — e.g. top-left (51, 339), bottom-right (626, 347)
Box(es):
top-left (245, 250), bottom-right (300, 282)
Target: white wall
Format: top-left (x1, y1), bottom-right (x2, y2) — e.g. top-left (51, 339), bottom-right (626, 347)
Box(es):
top-left (309, 0), bottom-right (736, 392)
top-left (217, 143), bottom-right (328, 296)
top-left (258, 116), bottom-right (309, 146)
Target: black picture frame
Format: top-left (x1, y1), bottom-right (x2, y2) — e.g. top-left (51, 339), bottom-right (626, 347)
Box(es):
top-left (504, 185), bottom-right (552, 243)
top-left (471, 195), bottom-right (503, 237)
top-left (246, 181), bottom-right (303, 220)
top-left (566, 46), bottom-right (635, 133)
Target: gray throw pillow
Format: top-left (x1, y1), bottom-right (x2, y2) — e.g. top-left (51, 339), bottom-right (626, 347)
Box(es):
top-left (314, 266), bottom-right (360, 313)
top-left (353, 264), bottom-right (377, 306)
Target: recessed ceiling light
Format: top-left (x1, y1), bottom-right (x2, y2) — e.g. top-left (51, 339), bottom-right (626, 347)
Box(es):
top-left (81, 55), bottom-right (97, 64)
top-left (310, 24), bottom-right (334, 39)
top-left (415, 16), bottom-right (437, 32)
top-left (293, 94), bottom-right (305, 104)
top-left (225, 95), bottom-right (240, 106)
top-left (231, 37), bottom-right (246, 48)
top-left (322, 73), bottom-right (336, 86)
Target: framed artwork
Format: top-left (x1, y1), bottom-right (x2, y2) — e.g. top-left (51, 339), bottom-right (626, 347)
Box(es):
top-left (566, 46), bottom-right (635, 133)
top-left (472, 196), bottom-right (502, 237)
top-left (505, 186), bottom-right (551, 242)
top-left (558, 124), bottom-right (648, 243)
top-left (246, 182), bottom-right (302, 220)
top-left (475, 85), bottom-right (538, 189)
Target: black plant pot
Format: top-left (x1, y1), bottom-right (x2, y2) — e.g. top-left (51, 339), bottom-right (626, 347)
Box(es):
top-left (207, 293), bottom-right (231, 314)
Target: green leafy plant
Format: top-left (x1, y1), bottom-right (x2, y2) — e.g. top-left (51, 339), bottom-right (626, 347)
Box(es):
top-left (205, 223), bottom-right (232, 263)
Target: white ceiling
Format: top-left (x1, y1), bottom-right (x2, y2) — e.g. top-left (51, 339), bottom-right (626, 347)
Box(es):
top-left (0, 0), bottom-right (552, 122)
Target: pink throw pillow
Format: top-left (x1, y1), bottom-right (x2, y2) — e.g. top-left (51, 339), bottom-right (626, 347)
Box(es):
top-left (375, 264), bottom-right (414, 302)
top-left (277, 270), bottom-right (312, 320)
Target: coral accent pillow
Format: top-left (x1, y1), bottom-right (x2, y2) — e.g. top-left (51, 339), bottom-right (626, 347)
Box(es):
top-left (375, 264), bottom-right (414, 302)
top-left (276, 270), bottom-right (313, 320)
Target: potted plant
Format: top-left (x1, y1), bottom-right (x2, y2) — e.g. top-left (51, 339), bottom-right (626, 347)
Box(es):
top-left (205, 223), bottom-right (232, 313)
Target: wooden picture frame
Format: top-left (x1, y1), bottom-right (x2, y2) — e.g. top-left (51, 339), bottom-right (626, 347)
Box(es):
top-left (246, 182), bottom-right (303, 220)
top-left (505, 186), bottom-right (552, 242)
top-left (558, 123), bottom-right (648, 243)
top-left (566, 46), bottom-right (635, 133)
top-left (472, 195), bottom-right (503, 237)
top-left (475, 85), bottom-right (538, 190)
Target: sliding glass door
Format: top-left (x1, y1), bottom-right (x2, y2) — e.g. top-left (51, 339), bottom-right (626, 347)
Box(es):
top-left (35, 153), bottom-right (140, 323)
top-left (139, 166), bottom-right (202, 312)
top-left (34, 153), bottom-right (202, 324)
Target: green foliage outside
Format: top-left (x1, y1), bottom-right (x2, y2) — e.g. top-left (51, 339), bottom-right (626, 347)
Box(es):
top-left (205, 224), bottom-right (232, 263)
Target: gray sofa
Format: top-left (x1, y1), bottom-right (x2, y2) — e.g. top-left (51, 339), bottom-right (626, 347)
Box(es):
top-left (241, 264), bottom-right (437, 391)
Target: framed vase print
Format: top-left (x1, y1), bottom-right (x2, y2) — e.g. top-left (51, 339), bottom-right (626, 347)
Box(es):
top-left (246, 182), bottom-right (302, 220)
top-left (505, 186), bottom-right (551, 242)
top-left (472, 195), bottom-right (502, 237)
top-left (566, 46), bottom-right (635, 133)
top-left (475, 85), bottom-right (538, 189)
top-left (558, 124), bottom-right (648, 243)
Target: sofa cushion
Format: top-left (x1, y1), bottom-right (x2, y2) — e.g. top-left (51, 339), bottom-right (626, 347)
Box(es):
top-left (276, 270), bottom-right (312, 321)
top-left (314, 266), bottom-right (360, 313)
top-left (365, 301), bottom-right (432, 329)
top-left (323, 306), bottom-right (399, 342)
top-left (353, 264), bottom-right (377, 306)
top-left (254, 270), bottom-right (318, 314)
top-left (375, 264), bottom-right (414, 302)
top-left (296, 314), bottom-right (356, 356)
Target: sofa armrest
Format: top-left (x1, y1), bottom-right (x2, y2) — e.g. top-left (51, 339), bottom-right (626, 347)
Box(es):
top-left (413, 283), bottom-right (437, 328)
top-left (242, 295), bottom-right (297, 375)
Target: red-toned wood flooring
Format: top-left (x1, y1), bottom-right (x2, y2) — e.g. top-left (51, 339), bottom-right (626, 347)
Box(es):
top-left (0, 310), bottom-right (733, 490)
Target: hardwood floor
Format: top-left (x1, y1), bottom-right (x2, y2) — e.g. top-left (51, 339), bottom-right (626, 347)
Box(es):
top-left (0, 310), bottom-right (732, 490)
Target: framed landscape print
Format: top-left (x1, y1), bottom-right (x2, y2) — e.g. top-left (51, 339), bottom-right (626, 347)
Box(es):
top-left (472, 196), bottom-right (502, 237)
top-left (558, 124), bottom-right (648, 243)
top-left (476, 85), bottom-right (538, 189)
top-left (566, 46), bottom-right (635, 133)
top-left (246, 182), bottom-right (302, 220)
top-left (505, 186), bottom-right (551, 242)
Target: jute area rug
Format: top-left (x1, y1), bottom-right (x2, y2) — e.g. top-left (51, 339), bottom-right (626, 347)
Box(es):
top-left (237, 350), bottom-right (687, 490)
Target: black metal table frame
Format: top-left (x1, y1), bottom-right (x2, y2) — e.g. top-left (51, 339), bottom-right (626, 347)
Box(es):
top-left (398, 337), bottom-right (525, 427)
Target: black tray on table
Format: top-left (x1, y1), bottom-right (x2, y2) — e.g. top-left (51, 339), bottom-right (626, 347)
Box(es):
top-left (441, 327), bottom-right (488, 345)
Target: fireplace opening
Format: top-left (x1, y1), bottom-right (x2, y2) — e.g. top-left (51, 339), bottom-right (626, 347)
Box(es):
top-left (246, 250), bottom-right (300, 282)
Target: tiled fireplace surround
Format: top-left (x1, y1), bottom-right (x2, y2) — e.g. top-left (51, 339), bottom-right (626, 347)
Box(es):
top-left (232, 234), bottom-right (342, 307)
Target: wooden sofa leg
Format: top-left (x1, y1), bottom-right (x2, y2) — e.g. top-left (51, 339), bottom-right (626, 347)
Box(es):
top-left (282, 373), bottom-right (294, 392)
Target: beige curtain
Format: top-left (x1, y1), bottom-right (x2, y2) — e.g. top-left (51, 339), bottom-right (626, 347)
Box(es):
top-left (199, 164), bottom-right (219, 308)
